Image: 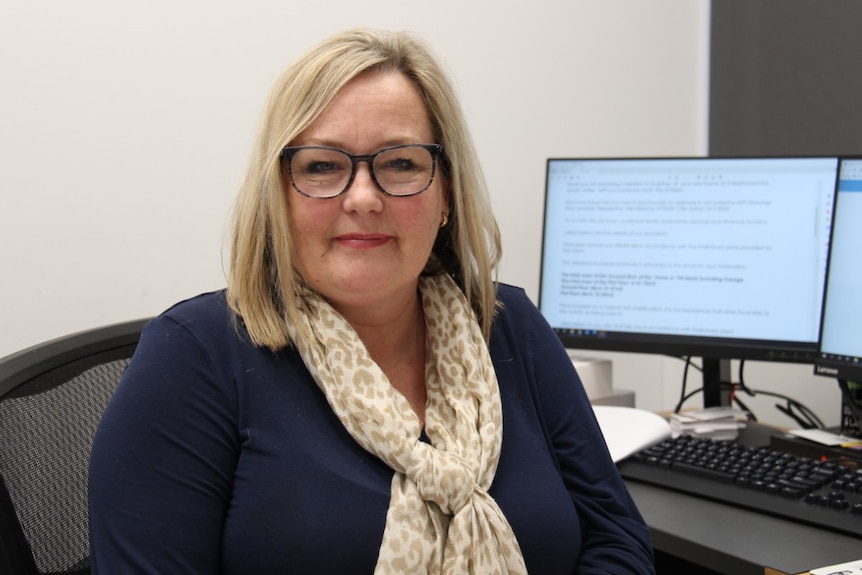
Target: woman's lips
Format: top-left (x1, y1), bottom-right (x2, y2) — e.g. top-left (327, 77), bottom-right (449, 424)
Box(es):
top-left (334, 233), bottom-right (392, 248)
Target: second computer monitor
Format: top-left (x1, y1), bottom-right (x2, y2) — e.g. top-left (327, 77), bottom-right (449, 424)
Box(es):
top-left (815, 157), bottom-right (862, 382)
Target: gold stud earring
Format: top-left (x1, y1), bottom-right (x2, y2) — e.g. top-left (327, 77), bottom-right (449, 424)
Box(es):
top-left (440, 212), bottom-right (449, 227)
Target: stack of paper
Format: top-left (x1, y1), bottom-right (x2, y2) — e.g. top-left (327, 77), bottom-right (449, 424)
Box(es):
top-left (669, 406), bottom-right (748, 441)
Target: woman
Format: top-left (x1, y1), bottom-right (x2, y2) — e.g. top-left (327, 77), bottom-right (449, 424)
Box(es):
top-left (88, 28), bottom-right (655, 574)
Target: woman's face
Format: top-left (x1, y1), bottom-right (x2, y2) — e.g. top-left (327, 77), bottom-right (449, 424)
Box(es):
top-left (286, 70), bottom-right (449, 316)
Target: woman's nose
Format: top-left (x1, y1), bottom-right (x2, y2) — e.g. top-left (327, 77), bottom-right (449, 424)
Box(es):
top-left (341, 162), bottom-right (384, 211)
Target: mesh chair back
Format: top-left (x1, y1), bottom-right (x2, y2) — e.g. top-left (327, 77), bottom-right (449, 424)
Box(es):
top-left (0, 319), bottom-right (148, 575)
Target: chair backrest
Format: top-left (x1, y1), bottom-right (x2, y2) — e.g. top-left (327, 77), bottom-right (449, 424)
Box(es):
top-left (0, 319), bottom-right (150, 575)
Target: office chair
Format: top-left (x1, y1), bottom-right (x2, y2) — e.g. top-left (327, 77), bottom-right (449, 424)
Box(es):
top-left (0, 318), bottom-right (150, 575)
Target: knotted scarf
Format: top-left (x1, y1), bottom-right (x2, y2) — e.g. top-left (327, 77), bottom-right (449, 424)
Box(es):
top-left (286, 273), bottom-right (527, 574)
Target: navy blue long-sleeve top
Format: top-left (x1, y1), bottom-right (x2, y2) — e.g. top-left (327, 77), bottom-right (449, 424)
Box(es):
top-left (88, 283), bottom-right (655, 574)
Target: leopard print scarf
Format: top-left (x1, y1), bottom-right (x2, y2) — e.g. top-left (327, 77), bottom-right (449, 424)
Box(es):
top-left (287, 273), bottom-right (526, 574)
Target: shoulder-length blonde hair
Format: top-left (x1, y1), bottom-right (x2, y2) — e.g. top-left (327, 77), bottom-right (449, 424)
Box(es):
top-left (227, 28), bottom-right (501, 351)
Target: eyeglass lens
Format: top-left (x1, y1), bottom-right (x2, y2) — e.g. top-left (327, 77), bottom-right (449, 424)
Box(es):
top-left (288, 145), bottom-right (436, 198)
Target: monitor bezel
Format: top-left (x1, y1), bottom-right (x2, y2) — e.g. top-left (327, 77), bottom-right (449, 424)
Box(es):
top-left (813, 357), bottom-right (862, 382)
top-left (813, 156), bottom-right (862, 383)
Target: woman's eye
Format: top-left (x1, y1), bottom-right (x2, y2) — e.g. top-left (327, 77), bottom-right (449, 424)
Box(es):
top-left (306, 161), bottom-right (335, 174)
top-left (389, 158), bottom-right (416, 171)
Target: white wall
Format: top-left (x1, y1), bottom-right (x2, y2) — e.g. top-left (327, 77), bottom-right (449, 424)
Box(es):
top-left (0, 0), bottom-right (840, 427)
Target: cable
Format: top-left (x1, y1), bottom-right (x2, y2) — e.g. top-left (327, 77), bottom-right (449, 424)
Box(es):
top-left (837, 379), bottom-right (862, 436)
top-left (669, 356), bottom-right (824, 428)
top-left (673, 356), bottom-right (700, 413)
top-left (735, 359), bottom-right (757, 397)
top-left (730, 359), bottom-right (757, 421)
top-left (730, 393), bottom-right (757, 421)
top-left (734, 358), bottom-right (822, 428)
top-left (774, 401), bottom-right (821, 429)
top-left (677, 386), bottom-right (703, 408)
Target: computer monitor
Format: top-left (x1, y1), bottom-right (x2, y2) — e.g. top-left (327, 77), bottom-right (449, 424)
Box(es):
top-left (538, 156), bottom-right (840, 407)
top-left (814, 157), bottom-right (862, 384)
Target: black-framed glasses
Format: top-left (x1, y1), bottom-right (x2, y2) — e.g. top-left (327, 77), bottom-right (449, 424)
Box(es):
top-left (280, 143), bottom-right (443, 198)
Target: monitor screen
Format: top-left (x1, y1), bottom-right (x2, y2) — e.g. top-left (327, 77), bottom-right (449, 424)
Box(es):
top-left (814, 158), bottom-right (862, 383)
top-left (538, 156), bottom-right (840, 405)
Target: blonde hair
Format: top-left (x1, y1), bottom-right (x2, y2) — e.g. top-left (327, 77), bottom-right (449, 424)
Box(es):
top-left (227, 28), bottom-right (501, 350)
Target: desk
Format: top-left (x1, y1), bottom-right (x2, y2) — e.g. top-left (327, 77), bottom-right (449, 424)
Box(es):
top-left (623, 424), bottom-right (862, 575)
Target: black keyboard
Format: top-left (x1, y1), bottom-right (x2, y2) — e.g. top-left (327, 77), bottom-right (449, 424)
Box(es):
top-left (618, 434), bottom-right (862, 538)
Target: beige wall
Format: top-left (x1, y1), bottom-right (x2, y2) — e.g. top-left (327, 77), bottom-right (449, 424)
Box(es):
top-left (4, 1), bottom-right (835, 427)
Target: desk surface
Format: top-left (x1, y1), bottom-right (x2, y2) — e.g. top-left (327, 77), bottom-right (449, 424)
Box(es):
top-left (623, 423), bottom-right (862, 575)
top-left (627, 481), bottom-right (862, 575)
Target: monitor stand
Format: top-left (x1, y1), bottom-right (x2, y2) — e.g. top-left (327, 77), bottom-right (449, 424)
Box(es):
top-left (701, 357), bottom-right (733, 408)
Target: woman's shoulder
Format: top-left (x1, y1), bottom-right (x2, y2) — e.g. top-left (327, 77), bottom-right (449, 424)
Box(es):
top-left (494, 282), bottom-right (542, 321)
top-left (490, 282), bottom-right (567, 363)
top-left (159, 289), bottom-right (231, 323)
top-left (489, 282), bottom-right (547, 347)
top-left (143, 289), bottom-right (246, 347)
top-left (494, 282), bottom-right (530, 304)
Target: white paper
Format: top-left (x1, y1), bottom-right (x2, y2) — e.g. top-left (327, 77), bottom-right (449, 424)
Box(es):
top-left (592, 405), bottom-right (672, 462)
top-left (810, 558), bottom-right (862, 575)
top-left (788, 428), bottom-right (862, 447)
